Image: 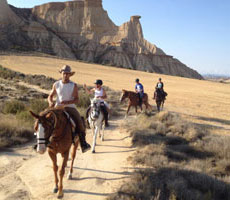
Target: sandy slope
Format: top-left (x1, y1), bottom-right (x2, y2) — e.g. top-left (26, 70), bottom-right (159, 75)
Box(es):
top-left (0, 117), bottom-right (134, 200)
top-left (1, 54), bottom-right (230, 134)
top-left (0, 53), bottom-right (230, 200)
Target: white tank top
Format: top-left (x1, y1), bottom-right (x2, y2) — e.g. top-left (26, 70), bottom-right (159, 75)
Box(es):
top-left (55, 80), bottom-right (76, 109)
top-left (94, 88), bottom-right (104, 98)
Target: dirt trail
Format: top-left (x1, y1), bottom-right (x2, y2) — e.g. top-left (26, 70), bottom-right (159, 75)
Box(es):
top-left (0, 117), bottom-right (135, 200)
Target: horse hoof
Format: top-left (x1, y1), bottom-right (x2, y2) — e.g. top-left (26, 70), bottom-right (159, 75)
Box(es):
top-left (92, 150), bottom-right (95, 153)
top-left (53, 187), bottom-right (58, 193)
top-left (57, 192), bottom-right (64, 199)
top-left (101, 138), bottom-right (104, 142)
top-left (67, 173), bottom-right (72, 180)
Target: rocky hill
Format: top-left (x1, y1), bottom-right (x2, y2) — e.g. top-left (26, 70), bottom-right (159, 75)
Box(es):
top-left (0, 0), bottom-right (203, 79)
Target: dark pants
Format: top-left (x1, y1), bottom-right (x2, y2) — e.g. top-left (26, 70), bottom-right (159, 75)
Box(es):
top-left (64, 107), bottom-right (88, 148)
top-left (138, 93), bottom-right (143, 106)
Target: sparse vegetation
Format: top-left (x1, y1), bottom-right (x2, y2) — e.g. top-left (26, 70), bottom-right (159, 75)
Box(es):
top-left (0, 114), bottom-right (33, 150)
top-left (0, 65), bottom-right (56, 90)
top-left (0, 65), bottom-right (123, 149)
top-left (108, 111), bottom-right (230, 200)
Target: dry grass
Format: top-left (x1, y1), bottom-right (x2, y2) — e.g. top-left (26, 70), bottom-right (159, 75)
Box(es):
top-left (1, 54), bottom-right (230, 136)
top-left (0, 114), bottom-right (33, 150)
top-left (108, 111), bottom-right (230, 200)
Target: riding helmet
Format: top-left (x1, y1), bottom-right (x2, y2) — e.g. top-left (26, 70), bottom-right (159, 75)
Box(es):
top-left (94, 79), bottom-right (103, 85)
top-left (135, 78), bottom-right (139, 83)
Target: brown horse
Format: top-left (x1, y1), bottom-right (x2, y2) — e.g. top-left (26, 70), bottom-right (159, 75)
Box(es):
top-left (120, 89), bottom-right (151, 117)
top-left (30, 107), bottom-right (79, 198)
top-left (154, 88), bottom-right (165, 112)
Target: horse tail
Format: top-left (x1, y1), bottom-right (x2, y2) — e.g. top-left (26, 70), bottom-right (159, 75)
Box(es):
top-left (144, 93), bottom-right (152, 109)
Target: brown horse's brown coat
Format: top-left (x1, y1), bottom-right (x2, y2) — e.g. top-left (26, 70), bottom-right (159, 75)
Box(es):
top-left (31, 108), bottom-right (79, 198)
top-left (120, 89), bottom-right (152, 116)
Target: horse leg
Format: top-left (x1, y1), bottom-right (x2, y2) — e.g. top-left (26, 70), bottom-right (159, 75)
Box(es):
top-left (125, 104), bottom-right (131, 118)
top-left (101, 122), bottom-right (105, 142)
top-left (157, 101), bottom-right (160, 112)
top-left (57, 150), bottom-right (70, 198)
top-left (48, 150), bottom-right (59, 194)
top-left (68, 138), bottom-right (79, 180)
top-left (92, 126), bottom-right (98, 153)
top-left (161, 100), bottom-right (165, 110)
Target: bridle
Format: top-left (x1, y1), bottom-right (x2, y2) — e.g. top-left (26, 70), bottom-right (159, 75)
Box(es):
top-left (36, 110), bottom-right (69, 147)
top-left (90, 101), bottom-right (102, 121)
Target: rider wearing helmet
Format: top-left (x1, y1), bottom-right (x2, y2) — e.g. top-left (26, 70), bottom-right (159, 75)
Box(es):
top-left (135, 78), bottom-right (144, 107)
top-left (154, 78), bottom-right (167, 99)
top-left (84, 79), bottom-right (110, 127)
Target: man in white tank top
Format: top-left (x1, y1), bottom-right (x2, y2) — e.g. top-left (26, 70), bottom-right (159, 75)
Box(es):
top-left (48, 65), bottom-right (91, 153)
top-left (84, 79), bottom-right (110, 127)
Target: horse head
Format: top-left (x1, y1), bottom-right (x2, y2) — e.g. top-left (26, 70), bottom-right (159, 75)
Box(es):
top-left (30, 109), bottom-right (57, 154)
top-left (90, 98), bottom-right (102, 120)
top-left (120, 89), bottom-right (128, 103)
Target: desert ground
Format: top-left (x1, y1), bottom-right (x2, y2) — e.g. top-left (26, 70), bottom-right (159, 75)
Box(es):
top-left (0, 54), bottom-right (230, 199)
top-left (0, 54), bottom-right (230, 134)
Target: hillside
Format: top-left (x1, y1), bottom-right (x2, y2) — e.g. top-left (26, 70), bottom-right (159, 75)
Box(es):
top-left (1, 54), bottom-right (230, 199)
top-left (0, 0), bottom-right (202, 79)
top-left (0, 54), bottom-right (229, 135)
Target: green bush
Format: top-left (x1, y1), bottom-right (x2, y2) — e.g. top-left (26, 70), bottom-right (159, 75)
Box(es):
top-left (16, 111), bottom-right (34, 124)
top-left (77, 90), bottom-right (91, 109)
top-left (3, 100), bottom-right (26, 114)
top-left (29, 99), bottom-right (49, 114)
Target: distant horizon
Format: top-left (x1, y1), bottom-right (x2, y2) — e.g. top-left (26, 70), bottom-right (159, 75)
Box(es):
top-left (6, 0), bottom-right (230, 76)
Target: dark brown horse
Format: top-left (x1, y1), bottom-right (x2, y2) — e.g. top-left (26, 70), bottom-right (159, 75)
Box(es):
top-left (120, 89), bottom-right (152, 117)
top-left (154, 88), bottom-right (166, 112)
top-left (30, 107), bottom-right (79, 198)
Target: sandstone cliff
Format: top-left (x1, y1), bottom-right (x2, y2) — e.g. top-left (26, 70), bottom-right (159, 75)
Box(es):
top-left (0, 0), bottom-right (203, 79)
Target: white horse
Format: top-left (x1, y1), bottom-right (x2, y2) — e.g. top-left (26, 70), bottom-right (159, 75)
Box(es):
top-left (88, 98), bottom-right (105, 153)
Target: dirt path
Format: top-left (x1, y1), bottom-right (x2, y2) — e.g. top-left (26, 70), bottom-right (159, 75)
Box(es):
top-left (0, 117), bottom-right (135, 200)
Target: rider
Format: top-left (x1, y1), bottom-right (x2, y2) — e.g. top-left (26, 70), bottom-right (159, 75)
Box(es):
top-left (153, 78), bottom-right (166, 99)
top-left (84, 79), bottom-right (110, 127)
top-left (135, 78), bottom-right (144, 107)
top-left (48, 65), bottom-right (91, 153)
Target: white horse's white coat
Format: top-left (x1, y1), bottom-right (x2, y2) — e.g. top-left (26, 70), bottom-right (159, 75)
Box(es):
top-left (88, 98), bottom-right (105, 153)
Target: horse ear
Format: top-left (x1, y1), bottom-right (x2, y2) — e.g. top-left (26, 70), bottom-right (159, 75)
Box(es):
top-left (30, 111), bottom-right (39, 119)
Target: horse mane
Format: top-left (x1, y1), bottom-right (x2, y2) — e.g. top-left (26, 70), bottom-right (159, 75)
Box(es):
top-left (39, 107), bottom-right (65, 116)
top-left (122, 90), bottom-right (137, 95)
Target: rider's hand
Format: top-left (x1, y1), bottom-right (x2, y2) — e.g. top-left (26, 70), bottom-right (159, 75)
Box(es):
top-left (49, 101), bottom-right (55, 108)
top-left (60, 101), bottom-right (69, 105)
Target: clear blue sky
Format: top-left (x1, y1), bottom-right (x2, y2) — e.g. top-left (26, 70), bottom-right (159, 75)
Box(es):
top-left (7, 0), bottom-right (230, 75)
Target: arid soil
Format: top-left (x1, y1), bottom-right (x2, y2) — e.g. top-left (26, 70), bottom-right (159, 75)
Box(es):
top-left (0, 54), bottom-right (230, 200)
top-left (0, 117), bottom-right (135, 200)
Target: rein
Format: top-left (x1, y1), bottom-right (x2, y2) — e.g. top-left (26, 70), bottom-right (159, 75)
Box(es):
top-left (38, 110), bottom-right (70, 147)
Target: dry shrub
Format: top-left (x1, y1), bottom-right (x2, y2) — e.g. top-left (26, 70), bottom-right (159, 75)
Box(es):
top-left (109, 111), bottom-right (230, 200)
top-left (0, 114), bottom-right (33, 149)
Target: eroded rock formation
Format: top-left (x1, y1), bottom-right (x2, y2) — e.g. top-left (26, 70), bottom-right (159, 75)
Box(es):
top-left (0, 0), bottom-right (203, 79)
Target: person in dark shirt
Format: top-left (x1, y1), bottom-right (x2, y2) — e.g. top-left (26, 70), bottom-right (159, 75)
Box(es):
top-left (135, 78), bottom-right (144, 108)
top-left (153, 78), bottom-right (167, 99)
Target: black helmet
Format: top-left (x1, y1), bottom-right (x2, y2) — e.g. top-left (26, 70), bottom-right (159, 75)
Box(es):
top-left (135, 78), bottom-right (139, 83)
top-left (159, 78), bottom-right (162, 81)
top-left (94, 79), bottom-right (103, 85)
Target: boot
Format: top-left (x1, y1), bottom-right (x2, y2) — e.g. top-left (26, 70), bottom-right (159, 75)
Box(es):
top-left (101, 106), bottom-right (109, 127)
top-left (104, 112), bottom-right (109, 127)
top-left (79, 131), bottom-right (91, 153)
top-left (85, 107), bottom-right (91, 129)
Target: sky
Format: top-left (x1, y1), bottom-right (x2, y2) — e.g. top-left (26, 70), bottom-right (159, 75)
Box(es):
top-left (6, 0), bottom-right (230, 76)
